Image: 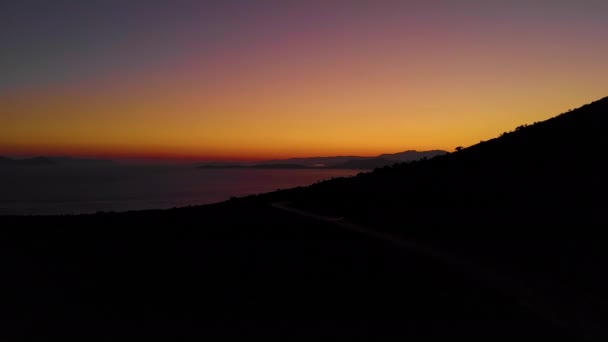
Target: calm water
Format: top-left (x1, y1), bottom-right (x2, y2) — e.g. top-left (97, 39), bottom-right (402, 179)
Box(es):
top-left (0, 165), bottom-right (359, 215)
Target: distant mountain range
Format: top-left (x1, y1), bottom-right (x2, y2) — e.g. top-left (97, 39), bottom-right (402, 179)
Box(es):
top-left (199, 150), bottom-right (447, 170)
top-left (0, 156), bottom-right (116, 167)
top-left (1, 151), bottom-right (446, 170)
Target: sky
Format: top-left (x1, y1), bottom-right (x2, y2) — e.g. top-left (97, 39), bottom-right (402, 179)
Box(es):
top-left (1, 0), bottom-right (607, 160)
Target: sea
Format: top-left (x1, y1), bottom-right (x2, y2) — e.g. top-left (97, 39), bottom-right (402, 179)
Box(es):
top-left (0, 165), bottom-right (359, 215)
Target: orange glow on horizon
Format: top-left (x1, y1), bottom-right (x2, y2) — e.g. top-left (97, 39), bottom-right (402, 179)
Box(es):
top-left (3, 81), bottom-right (605, 161)
top-left (2, 3), bottom-right (607, 160)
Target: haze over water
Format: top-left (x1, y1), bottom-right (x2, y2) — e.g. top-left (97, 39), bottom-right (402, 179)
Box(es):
top-left (0, 166), bottom-right (357, 215)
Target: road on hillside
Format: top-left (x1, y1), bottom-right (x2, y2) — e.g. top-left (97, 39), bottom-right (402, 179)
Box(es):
top-left (269, 201), bottom-right (585, 337)
top-left (0, 205), bottom-right (575, 340)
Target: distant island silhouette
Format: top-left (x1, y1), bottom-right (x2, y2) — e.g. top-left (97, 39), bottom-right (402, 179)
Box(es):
top-left (199, 150), bottom-right (447, 169)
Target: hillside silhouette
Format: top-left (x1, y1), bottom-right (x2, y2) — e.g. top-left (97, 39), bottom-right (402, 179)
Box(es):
top-left (252, 96), bottom-right (608, 336)
top-left (263, 96), bottom-right (608, 225)
top-left (1, 97), bottom-right (608, 340)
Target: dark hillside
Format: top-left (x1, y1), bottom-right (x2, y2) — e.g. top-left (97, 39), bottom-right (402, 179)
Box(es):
top-left (253, 97), bottom-right (608, 337)
top-left (2, 97), bottom-right (608, 340)
top-left (0, 203), bottom-right (568, 340)
top-left (268, 97), bottom-right (608, 225)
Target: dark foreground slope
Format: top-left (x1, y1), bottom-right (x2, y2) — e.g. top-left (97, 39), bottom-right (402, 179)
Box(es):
top-left (2, 97), bottom-right (608, 340)
top-left (1, 203), bottom-right (570, 341)
top-left (257, 96), bottom-right (608, 337)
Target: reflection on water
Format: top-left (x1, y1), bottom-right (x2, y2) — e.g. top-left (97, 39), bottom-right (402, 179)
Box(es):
top-left (0, 165), bottom-right (359, 215)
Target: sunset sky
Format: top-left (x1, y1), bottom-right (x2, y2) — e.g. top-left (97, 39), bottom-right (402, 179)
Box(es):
top-left (1, 1), bottom-right (607, 160)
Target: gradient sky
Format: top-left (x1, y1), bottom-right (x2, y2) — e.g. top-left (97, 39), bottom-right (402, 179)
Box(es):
top-left (1, 0), bottom-right (607, 160)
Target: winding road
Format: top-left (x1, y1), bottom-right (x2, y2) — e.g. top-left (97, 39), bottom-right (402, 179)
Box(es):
top-left (270, 201), bottom-right (590, 338)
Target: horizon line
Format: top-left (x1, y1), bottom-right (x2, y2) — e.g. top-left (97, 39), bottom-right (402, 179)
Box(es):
top-left (0, 148), bottom-right (450, 162)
